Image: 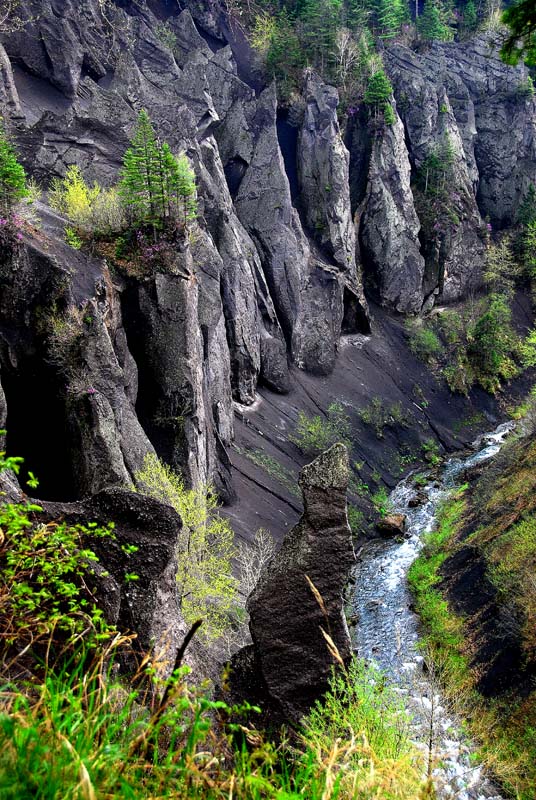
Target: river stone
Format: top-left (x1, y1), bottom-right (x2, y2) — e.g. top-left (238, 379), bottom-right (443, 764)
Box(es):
top-left (376, 513), bottom-right (407, 537)
top-left (244, 443), bottom-right (355, 722)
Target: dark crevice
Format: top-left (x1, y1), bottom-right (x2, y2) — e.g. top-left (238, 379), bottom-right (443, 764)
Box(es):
top-left (276, 111), bottom-right (300, 203)
top-left (342, 286), bottom-right (371, 335)
top-left (2, 355), bottom-right (76, 501)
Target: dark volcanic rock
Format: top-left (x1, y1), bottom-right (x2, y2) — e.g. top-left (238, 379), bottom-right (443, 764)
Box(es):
top-left (239, 444), bottom-right (354, 722)
top-left (40, 487), bottom-right (207, 679)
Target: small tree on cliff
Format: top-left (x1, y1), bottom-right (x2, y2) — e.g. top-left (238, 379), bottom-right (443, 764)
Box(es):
top-left (0, 119), bottom-right (27, 214)
top-left (364, 68), bottom-right (395, 125)
top-left (119, 109), bottom-right (197, 232)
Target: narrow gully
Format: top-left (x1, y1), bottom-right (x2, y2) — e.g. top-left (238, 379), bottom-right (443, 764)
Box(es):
top-left (350, 422), bottom-right (515, 800)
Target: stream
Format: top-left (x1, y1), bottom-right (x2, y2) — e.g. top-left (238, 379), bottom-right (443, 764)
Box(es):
top-left (350, 422), bottom-right (515, 799)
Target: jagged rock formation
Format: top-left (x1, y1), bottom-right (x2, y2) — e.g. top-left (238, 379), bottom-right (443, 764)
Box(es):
top-left (0, 0), bottom-right (369, 498)
top-left (359, 103), bottom-right (425, 313)
top-left (346, 35), bottom-right (536, 312)
top-left (229, 444), bottom-right (354, 722)
top-left (0, 2), bottom-right (534, 521)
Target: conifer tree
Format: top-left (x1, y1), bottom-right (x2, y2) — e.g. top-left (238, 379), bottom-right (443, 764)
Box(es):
top-left (119, 109), bottom-right (197, 231)
top-left (0, 120), bottom-right (27, 214)
top-left (119, 109), bottom-right (160, 225)
top-left (375, 0), bottom-right (406, 39)
top-left (463, 0), bottom-right (478, 33)
top-left (418, 0), bottom-right (454, 41)
top-left (364, 68), bottom-right (395, 124)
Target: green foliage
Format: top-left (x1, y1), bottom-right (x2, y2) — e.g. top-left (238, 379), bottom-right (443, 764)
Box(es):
top-left (119, 109), bottom-right (197, 231)
top-left (0, 637), bottom-right (428, 800)
top-left (501, 0), bottom-right (536, 66)
top-left (0, 444), bottom-right (115, 662)
top-left (468, 294), bottom-right (520, 394)
top-left (64, 226), bottom-right (83, 249)
top-left (405, 321), bottom-right (443, 363)
top-left (347, 503), bottom-right (364, 535)
top-left (291, 401), bottom-right (351, 454)
top-left (421, 438), bottom-right (441, 465)
top-left (483, 236), bottom-right (521, 297)
top-left (0, 119), bottom-right (27, 214)
top-left (359, 396), bottom-right (407, 438)
top-left (134, 453), bottom-right (237, 641)
top-left (302, 659), bottom-right (425, 793)
top-left (518, 183), bottom-right (536, 227)
top-left (364, 67), bottom-right (395, 125)
top-left (417, 0), bottom-right (454, 41)
top-left (154, 21), bottom-right (178, 51)
top-left (49, 165), bottom-right (125, 237)
top-left (374, 0), bottom-right (407, 39)
top-left (408, 489), bottom-right (470, 688)
top-left (372, 485), bottom-right (391, 516)
top-left (462, 0), bottom-right (478, 32)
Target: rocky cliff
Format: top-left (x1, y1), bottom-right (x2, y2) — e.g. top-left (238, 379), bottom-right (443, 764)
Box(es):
top-left (0, 2), bottom-right (534, 531)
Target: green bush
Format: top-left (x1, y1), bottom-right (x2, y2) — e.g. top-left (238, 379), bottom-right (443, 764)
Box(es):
top-left (406, 321), bottom-right (443, 363)
top-left (0, 118), bottom-right (27, 214)
top-left (291, 401), bottom-right (351, 455)
top-left (134, 453), bottom-right (237, 641)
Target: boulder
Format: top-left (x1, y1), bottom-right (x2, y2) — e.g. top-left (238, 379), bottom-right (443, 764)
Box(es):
top-left (376, 513), bottom-right (407, 537)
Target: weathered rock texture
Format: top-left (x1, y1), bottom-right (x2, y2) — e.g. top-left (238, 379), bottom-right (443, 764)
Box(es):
top-left (0, 0), bottom-right (370, 500)
top-left (40, 487), bottom-right (209, 679)
top-left (233, 444), bottom-right (354, 722)
top-left (359, 104), bottom-right (425, 313)
top-left (344, 34), bottom-right (536, 312)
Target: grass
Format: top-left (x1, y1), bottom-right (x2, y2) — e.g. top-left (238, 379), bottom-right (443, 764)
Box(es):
top-left (0, 445), bottom-right (431, 799)
top-left (0, 639), bottom-right (431, 800)
top-left (408, 489), bottom-right (471, 692)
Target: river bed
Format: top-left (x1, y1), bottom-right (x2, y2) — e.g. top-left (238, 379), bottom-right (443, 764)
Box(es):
top-left (350, 422), bottom-right (515, 799)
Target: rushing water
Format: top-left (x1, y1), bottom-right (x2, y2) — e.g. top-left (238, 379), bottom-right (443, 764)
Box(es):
top-left (350, 422), bottom-right (515, 799)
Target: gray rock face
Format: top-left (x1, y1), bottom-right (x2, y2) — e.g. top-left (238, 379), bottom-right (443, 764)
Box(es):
top-left (244, 444), bottom-right (354, 721)
top-left (0, 43), bottom-right (21, 118)
top-left (360, 106), bottom-right (425, 313)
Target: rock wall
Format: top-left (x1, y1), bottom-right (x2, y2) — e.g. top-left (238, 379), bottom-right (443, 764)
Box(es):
top-left (229, 444), bottom-right (354, 722)
top-left (0, 2), bottom-right (534, 503)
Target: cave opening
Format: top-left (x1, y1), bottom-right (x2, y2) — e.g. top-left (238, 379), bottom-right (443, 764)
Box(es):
top-left (342, 286), bottom-right (371, 335)
top-left (2, 356), bottom-right (76, 501)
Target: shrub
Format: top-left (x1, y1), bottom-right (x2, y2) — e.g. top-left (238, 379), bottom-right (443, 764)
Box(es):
top-left (422, 438), bottom-right (441, 465)
top-left (348, 504), bottom-right (364, 535)
top-left (49, 166), bottom-right (125, 236)
top-left (134, 453), bottom-right (237, 641)
top-left (372, 486), bottom-right (391, 516)
top-left (359, 396), bottom-right (407, 438)
top-left (0, 118), bottom-right (26, 214)
top-left (291, 402), bottom-right (351, 455)
top-left (65, 225), bottom-right (82, 249)
top-left (405, 321), bottom-right (443, 363)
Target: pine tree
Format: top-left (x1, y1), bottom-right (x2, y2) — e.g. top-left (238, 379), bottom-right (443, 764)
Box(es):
top-left (0, 120), bottom-right (27, 214)
top-left (364, 68), bottom-right (395, 124)
top-left (463, 0), bottom-right (478, 32)
top-left (418, 0), bottom-right (454, 41)
top-left (119, 109), bottom-right (197, 231)
top-left (375, 0), bottom-right (406, 39)
top-left (119, 109), bottom-right (160, 226)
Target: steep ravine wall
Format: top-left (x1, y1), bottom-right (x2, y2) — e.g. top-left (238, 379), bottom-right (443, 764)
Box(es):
top-left (0, 1), bottom-right (534, 538)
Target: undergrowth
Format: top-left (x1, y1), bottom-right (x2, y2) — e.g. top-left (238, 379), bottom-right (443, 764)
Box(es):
top-left (409, 427), bottom-right (536, 799)
top-left (0, 440), bottom-right (430, 799)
